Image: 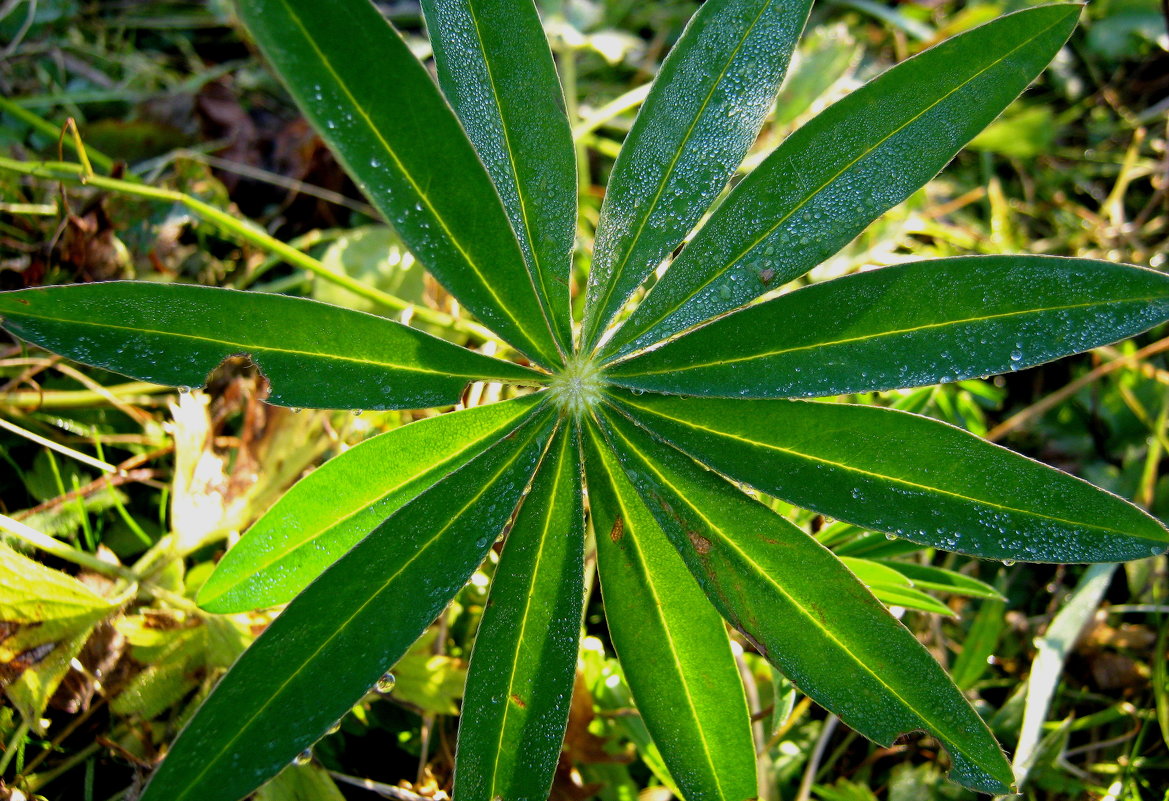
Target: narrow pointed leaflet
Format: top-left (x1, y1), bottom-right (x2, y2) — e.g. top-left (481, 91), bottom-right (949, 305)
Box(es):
top-left (607, 392), bottom-right (1169, 562)
top-left (580, 0), bottom-right (812, 350)
top-left (236, 0), bottom-right (561, 366)
top-left (454, 427), bottom-right (584, 801)
top-left (583, 422), bottom-right (758, 801)
top-left (606, 256), bottom-right (1169, 398)
top-left (199, 396), bottom-right (544, 613)
top-left (422, 0), bottom-right (576, 356)
top-left (601, 5), bottom-right (1082, 359)
top-left (0, 283), bottom-right (540, 410)
top-left (138, 409), bottom-right (558, 801)
top-left (594, 406), bottom-right (1015, 794)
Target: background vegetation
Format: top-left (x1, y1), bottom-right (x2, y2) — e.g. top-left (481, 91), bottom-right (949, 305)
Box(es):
top-left (0, 0), bottom-right (1167, 799)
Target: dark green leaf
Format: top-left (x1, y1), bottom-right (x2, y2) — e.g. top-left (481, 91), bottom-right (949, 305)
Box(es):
top-left (421, 0), bottom-right (576, 354)
top-left (606, 256), bottom-right (1169, 397)
top-left (198, 395), bottom-right (544, 613)
top-left (0, 283), bottom-right (540, 410)
top-left (454, 426), bottom-right (585, 801)
top-left (138, 409), bottom-right (558, 801)
top-left (582, 422), bottom-right (758, 801)
top-left (951, 597), bottom-right (1007, 690)
top-left (594, 406), bottom-right (1014, 794)
top-left (602, 6), bottom-right (1082, 358)
top-left (606, 391), bottom-right (1169, 562)
top-left (236, 0), bottom-right (562, 365)
top-left (581, 0), bottom-right (813, 349)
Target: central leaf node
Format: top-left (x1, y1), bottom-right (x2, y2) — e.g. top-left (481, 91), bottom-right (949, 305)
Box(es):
top-left (549, 353), bottom-right (605, 418)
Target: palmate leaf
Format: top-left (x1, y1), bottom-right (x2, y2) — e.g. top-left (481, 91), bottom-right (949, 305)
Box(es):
top-left (606, 256), bottom-right (1169, 397)
top-left (138, 407), bottom-right (558, 801)
top-left (0, 283), bottom-right (539, 410)
top-left (593, 406), bottom-right (1015, 794)
top-left (199, 395), bottom-right (544, 613)
top-left (607, 391), bottom-right (1169, 562)
top-left (601, 5), bottom-right (1082, 359)
top-left (235, 0), bottom-right (563, 366)
top-left (583, 422), bottom-right (758, 801)
top-left (580, 0), bottom-right (813, 349)
top-left (421, 0), bottom-right (576, 354)
top-left (454, 426), bottom-right (584, 801)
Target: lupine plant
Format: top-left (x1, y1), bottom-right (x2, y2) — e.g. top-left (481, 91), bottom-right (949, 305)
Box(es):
top-left (1, 0), bottom-right (1168, 799)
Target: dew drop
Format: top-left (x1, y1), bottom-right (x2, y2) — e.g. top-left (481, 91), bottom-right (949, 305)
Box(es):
top-left (376, 672), bottom-right (397, 693)
top-left (1003, 560), bottom-right (1016, 567)
top-left (352, 409), bottom-right (364, 416)
top-left (884, 533), bottom-right (896, 541)
top-left (177, 385), bottom-right (190, 395)
top-left (326, 720), bottom-right (342, 735)
top-left (293, 748), bottom-right (312, 766)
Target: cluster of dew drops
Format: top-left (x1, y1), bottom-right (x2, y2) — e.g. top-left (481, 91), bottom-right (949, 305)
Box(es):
top-left (291, 671), bottom-right (397, 767)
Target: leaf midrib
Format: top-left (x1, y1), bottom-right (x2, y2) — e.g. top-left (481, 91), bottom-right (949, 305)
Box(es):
top-left (611, 295), bottom-right (1162, 376)
top-left (606, 10), bottom-right (1072, 359)
top-left (4, 309), bottom-right (507, 381)
top-left (615, 396), bottom-right (1142, 540)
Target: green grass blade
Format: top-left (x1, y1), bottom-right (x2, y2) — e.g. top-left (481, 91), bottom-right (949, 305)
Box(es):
top-left (0, 283), bottom-right (540, 410)
top-left (454, 426), bottom-right (585, 801)
top-left (198, 395), bottom-right (544, 613)
top-left (606, 256), bottom-right (1169, 397)
top-left (421, 0), bottom-right (575, 355)
top-left (594, 405), bottom-right (1015, 794)
top-left (582, 421), bottom-right (758, 801)
top-left (580, 0), bottom-right (812, 350)
top-left (236, 0), bottom-right (562, 366)
top-left (603, 5), bottom-right (1082, 359)
top-left (137, 410), bottom-right (558, 801)
top-left (607, 392), bottom-right (1169, 562)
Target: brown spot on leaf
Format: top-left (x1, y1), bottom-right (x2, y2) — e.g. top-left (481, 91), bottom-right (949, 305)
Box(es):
top-left (759, 267), bottom-right (775, 285)
top-left (688, 532), bottom-right (712, 554)
top-left (510, 693), bottom-right (527, 708)
top-left (609, 517), bottom-right (624, 543)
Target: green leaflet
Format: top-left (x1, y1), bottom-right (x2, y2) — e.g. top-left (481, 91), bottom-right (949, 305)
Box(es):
top-left (594, 406), bottom-right (1014, 794)
top-left (235, 0), bottom-right (561, 366)
top-left (583, 422), bottom-right (758, 801)
top-left (873, 561), bottom-right (1004, 601)
top-left (421, 0), bottom-right (576, 354)
top-left (198, 395), bottom-right (544, 613)
top-left (840, 558), bottom-right (956, 618)
top-left (602, 5), bottom-right (1082, 359)
top-left (454, 426), bottom-right (584, 801)
top-left (607, 392), bottom-right (1169, 562)
top-left (0, 283), bottom-right (540, 410)
top-left (605, 256), bottom-right (1169, 397)
top-left (138, 409), bottom-right (558, 801)
top-left (580, 0), bottom-right (813, 349)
